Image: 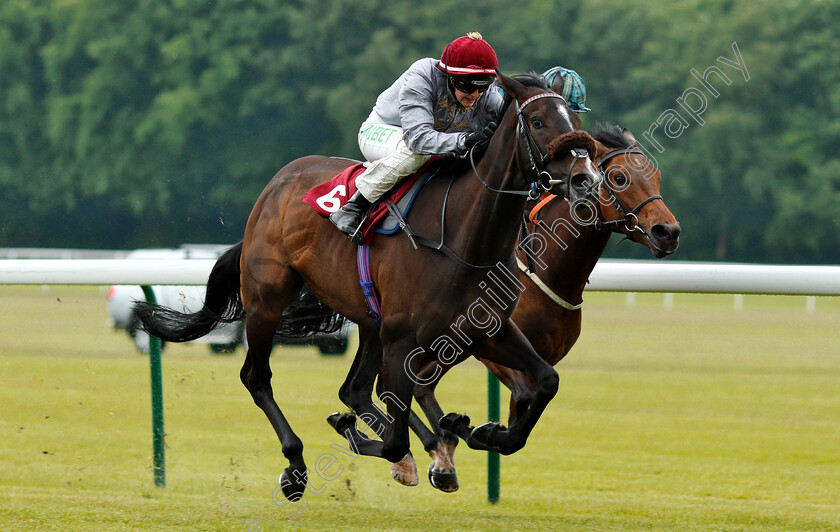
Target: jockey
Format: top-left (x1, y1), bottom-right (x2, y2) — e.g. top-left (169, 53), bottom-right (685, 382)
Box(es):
top-left (330, 32), bottom-right (504, 237)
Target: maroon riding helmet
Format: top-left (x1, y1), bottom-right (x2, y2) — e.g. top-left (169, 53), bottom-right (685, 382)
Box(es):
top-left (438, 32), bottom-right (498, 93)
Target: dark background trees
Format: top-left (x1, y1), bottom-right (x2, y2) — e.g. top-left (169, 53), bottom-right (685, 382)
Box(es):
top-left (1, 0), bottom-right (837, 263)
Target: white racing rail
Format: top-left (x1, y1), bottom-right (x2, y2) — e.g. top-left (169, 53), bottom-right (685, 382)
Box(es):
top-left (587, 259), bottom-right (840, 296)
top-left (1, 258), bottom-right (839, 295)
top-left (0, 259), bottom-right (215, 285)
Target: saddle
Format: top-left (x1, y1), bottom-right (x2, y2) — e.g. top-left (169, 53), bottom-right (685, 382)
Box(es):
top-left (303, 159), bottom-right (442, 244)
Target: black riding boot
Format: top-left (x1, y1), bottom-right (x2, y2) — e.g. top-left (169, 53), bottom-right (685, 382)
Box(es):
top-left (329, 190), bottom-right (373, 238)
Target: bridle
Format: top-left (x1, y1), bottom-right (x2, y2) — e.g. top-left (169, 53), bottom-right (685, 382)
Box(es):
top-left (407, 90), bottom-right (598, 271)
top-left (471, 91), bottom-right (592, 201)
top-left (516, 145), bottom-right (664, 310)
top-left (593, 146), bottom-right (662, 234)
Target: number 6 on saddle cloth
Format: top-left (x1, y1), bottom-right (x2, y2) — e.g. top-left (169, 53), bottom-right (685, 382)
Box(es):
top-left (303, 158), bottom-right (442, 244)
top-left (304, 159), bottom-right (445, 324)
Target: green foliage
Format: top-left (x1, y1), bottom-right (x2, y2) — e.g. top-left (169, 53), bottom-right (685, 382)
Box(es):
top-left (0, 0), bottom-right (837, 262)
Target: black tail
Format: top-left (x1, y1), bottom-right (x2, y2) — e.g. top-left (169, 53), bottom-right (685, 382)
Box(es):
top-left (134, 242), bottom-right (245, 342)
top-left (274, 286), bottom-right (347, 341)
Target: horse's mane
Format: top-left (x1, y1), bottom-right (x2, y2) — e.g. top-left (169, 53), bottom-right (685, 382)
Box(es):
top-left (591, 122), bottom-right (632, 149)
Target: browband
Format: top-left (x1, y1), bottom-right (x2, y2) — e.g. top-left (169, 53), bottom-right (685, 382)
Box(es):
top-left (519, 92), bottom-right (567, 111)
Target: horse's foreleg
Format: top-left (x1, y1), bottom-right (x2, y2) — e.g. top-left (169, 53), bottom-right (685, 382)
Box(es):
top-left (409, 362), bottom-right (461, 492)
top-left (377, 338), bottom-right (418, 464)
top-left (331, 326), bottom-right (383, 444)
top-left (337, 327), bottom-right (392, 437)
top-left (327, 336), bottom-right (416, 468)
top-left (480, 359), bottom-right (535, 426)
top-left (336, 326), bottom-right (378, 410)
top-left (448, 320), bottom-right (558, 455)
top-left (329, 327), bottom-right (420, 485)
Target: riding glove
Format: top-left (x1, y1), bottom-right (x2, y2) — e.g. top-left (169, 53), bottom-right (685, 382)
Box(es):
top-left (463, 121), bottom-right (498, 150)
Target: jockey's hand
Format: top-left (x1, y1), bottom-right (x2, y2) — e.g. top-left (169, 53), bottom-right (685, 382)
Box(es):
top-left (464, 121), bottom-right (498, 150)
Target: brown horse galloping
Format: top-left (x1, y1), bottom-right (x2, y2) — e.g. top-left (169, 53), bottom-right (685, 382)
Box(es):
top-left (135, 71), bottom-right (603, 501)
top-left (417, 123), bottom-right (681, 490)
top-left (334, 122), bottom-right (681, 492)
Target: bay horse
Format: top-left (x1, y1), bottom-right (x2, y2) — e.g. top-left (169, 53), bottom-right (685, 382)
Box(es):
top-left (332, 122), bottom-right (681, 491)
top-left (134, 71), bottom-right (603, 501)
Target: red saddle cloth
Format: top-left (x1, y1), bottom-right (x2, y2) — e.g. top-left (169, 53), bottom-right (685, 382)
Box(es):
top-left (302, 159), bottom-right (436, 243)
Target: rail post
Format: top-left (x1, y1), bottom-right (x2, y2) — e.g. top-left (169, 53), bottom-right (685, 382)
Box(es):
top-left (140, 286), bottom-right (165, 487)
top-left (487, 371), bottom-right (500, 503)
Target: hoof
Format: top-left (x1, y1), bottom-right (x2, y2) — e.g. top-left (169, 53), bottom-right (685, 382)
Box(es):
top-left (439, 412), bottom-right (471, 433)
top-left (428, 462), bottom-right (459, 493)
top-left (390, 452), bottom-right (418, 487)
top-left (278, 467), bottom-right (307, 502)
top-left (326, 411), bottom-right (357, 435)
top-left (470, 421), bottom-right (507, 445)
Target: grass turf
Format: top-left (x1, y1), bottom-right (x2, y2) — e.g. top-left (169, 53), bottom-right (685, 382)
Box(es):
top-left (0, 286), bottom-right (838, 530)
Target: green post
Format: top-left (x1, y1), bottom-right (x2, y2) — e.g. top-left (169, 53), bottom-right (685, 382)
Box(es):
top-left (487, 370), bottom-right (500, 503)
top-left (140, 286), bottom-right (165, 487)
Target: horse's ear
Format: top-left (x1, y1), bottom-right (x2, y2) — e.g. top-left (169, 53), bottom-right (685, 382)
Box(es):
top-left (622, 128), bottom-right (638, 145)
top-left (549, 71), bottom-right (565, 95)
top-left (496, 70), bottom-right (527, 100)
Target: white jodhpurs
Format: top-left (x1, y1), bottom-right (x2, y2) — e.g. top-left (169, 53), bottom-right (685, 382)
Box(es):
top-left (356, 113), bottom-right (430, 202)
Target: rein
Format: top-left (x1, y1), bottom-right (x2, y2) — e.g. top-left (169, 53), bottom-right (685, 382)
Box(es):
top-left (513, 145), bottom-right (666, 309)
top-left (470, 92), bottom-right (570, 200)
top-left (517, 196), bottom-right (583, 310)
top-left (392, 91), bottom-right (579, 270)
top-left (382, 174), bottom-right (514, 270)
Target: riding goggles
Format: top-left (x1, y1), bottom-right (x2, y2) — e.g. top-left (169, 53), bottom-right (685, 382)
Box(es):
top-left (450, 75), bottom-right (495, 94)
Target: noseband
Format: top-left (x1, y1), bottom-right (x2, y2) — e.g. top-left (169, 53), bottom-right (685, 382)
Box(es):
top-left (516, 93), bottom-right (597, 199)
top-left (593, 146), bottom-right (663, 233)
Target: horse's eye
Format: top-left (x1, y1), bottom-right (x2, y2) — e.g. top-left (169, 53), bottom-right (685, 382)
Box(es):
top-left (531, 117), bottom-right (544, 128)
top-left (613, 173), bottom-right (628, 187)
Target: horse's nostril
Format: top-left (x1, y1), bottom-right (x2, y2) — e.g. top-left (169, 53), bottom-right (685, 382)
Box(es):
top-left (652, 223), bottom-right (680, 242)
top-left (570, 173), bottom-right (590, 191)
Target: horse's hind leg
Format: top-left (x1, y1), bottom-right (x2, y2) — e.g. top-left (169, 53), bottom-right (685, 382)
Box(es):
top-left (329, 326), bottom-right (420, 486)
top-left (334, 336), bottom-right (458, 491)
top-left (330, 335), bottom-right (417, 465)
top-left (326, 327), bottom-right (408, 467)
top-left (239, 264), bottom-right (308, 502)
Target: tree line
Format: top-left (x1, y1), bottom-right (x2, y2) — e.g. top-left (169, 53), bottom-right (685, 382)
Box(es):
top-left (1, 0), bottom-right (837, 263)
